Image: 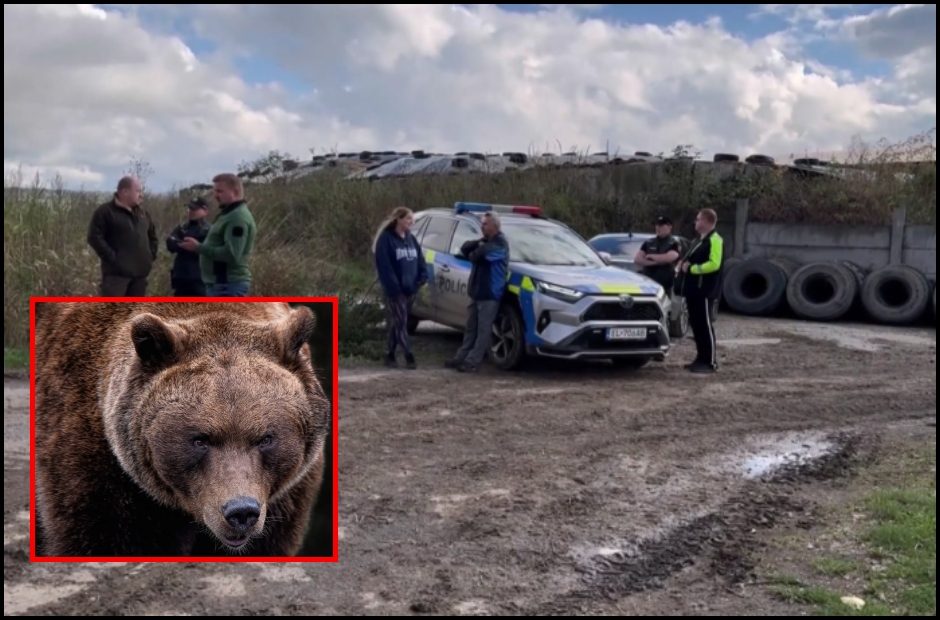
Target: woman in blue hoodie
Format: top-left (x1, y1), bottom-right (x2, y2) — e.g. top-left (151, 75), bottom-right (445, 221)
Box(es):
top-left (373, 207), bottom-right (428, 369)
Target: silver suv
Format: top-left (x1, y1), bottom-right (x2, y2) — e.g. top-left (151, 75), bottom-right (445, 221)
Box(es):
top-left (409, 203), bottom-right (673, 369)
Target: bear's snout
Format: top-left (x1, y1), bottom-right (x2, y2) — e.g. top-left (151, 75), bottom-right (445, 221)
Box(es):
top-left (223, 496), bottom-right (261, 532)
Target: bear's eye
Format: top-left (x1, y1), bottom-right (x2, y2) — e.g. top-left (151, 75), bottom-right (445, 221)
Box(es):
top-left (258, 434), bottom-right (274, 449)
top-left (192, 436), bottom-right (209, 450)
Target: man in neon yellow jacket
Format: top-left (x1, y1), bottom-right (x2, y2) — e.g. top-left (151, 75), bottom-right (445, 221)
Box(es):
top-left (678, 209), bottom-right (723, 374)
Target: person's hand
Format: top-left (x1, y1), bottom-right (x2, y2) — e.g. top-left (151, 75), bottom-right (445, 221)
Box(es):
top-left (178, 237), bottom-right (200, 252)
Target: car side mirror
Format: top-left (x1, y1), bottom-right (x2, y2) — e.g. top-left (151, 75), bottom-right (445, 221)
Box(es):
top-left (598, 251), bottom-right (613, 265)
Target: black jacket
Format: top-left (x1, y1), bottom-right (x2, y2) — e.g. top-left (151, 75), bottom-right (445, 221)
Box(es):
top-left (678, 229), bottom-right (724, 300)
top-left (166, 219), bottom-right (210, 285)
top-left (87, 200), bottom-right (157, 278)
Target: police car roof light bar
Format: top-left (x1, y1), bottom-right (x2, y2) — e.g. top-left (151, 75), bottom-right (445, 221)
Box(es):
top-left (454, 201), bottom-right (542, 216)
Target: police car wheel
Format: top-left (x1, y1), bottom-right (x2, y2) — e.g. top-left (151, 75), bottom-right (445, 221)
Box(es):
top-left (490, 305), bottom-right (525, 370)
top-left (669, 297), bottom-right (690, 338)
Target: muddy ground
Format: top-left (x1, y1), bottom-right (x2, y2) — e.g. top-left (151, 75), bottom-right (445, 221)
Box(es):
top-left (4, 315), bottom-right (936, 615)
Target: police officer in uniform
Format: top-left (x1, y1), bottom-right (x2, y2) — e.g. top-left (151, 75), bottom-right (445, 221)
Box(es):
top-left (634, 215), bottom-right (682, 292)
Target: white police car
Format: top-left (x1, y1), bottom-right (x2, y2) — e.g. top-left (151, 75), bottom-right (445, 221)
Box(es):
top-left (410, 202), bottom-right (673, 369)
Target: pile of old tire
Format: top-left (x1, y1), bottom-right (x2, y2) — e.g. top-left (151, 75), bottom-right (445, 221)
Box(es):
top-left (860, 265), bottom-right (931, 325)
top-left (722, 258), bottom-right (796, 315)
top-left (786, 261), bottom-right (864, 321)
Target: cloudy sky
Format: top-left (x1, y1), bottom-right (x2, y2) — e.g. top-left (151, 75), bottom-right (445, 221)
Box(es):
top-left (3, 4), bottom-right (936, 191)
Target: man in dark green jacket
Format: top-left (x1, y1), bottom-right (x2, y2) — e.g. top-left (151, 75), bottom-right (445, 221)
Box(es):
top-left (178, 173), bottom-right (256, 296)
top-left (678, 208), bottom-right (723, 374)
top-left (87, 176), bottom-right (157, 296)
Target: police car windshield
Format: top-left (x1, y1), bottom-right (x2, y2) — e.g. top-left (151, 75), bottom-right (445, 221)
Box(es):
top-left (502, 222), bottom-right (604, 267)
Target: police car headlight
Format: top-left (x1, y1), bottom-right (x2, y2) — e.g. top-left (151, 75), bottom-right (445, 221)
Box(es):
top-left (535, 280), bottom-right (584, 303)
top-left (656, 286), bottom-right (668, 304)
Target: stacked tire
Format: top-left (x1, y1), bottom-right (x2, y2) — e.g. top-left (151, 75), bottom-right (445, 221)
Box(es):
top-left (722, 258), bottom-right (796, 315)
top-left (860, 265), bottom-right (931, 325)
top-left (721, 256), bottom-right (933, 326)
top-left (785, 261), bottom-right (860, 321)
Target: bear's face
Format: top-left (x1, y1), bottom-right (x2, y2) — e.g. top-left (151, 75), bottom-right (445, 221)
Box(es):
top-left (102, 305), bottom-right (329, 552)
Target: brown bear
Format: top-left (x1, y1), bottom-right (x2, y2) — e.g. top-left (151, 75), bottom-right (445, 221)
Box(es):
top-left (34, 302), bottom-right (331, 556)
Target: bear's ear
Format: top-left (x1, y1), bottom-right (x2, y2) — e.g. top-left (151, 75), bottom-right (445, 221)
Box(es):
top-left (279, 306), bottom-right (316, 365)
top-left (131, 313), bottom-right (185, 370)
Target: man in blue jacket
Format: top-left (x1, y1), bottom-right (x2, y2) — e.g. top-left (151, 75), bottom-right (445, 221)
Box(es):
top-left (446, 212), bottom-right (510, 372)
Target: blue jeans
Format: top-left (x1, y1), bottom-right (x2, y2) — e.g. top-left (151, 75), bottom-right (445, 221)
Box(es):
top-left (208, 281), bottom-right (250, 297)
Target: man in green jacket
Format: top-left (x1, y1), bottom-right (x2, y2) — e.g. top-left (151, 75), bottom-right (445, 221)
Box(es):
top-left (179, 173), bottom-right (256, 296)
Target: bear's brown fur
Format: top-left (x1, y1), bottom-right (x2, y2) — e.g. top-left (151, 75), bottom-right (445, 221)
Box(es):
top-left (35, 302), bottom-right (330, 556)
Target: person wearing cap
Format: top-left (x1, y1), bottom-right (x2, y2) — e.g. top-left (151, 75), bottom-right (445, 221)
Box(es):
top-left (87, 176), bottom-right (157, 296)
top-left (166, 197), bottom-right (211, 296)
top-left (178, 173), bottom-right (256, 296)
top-left (678, 209), bottom-right (724, 374)
top-left (634, 215), bottom-right (682, 292)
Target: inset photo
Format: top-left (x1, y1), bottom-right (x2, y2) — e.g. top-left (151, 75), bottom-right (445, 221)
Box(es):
top-left (30, 298), bottom-right (337, 561)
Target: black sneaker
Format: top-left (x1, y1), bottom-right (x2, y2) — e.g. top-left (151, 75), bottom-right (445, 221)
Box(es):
top-left (456, 362), bottom-right (478, 373)
top-left (404, 353), bottom-right (417, 370)
top-left (384, 354), bottom-right (398, 368)
top-left (689, 363), bottom-right (716, 374)
top-left (444, 358), bottom-right (463, 369)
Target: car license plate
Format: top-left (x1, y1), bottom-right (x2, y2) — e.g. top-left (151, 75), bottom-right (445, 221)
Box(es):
top-left (606, 327), bottom-right (647, 341)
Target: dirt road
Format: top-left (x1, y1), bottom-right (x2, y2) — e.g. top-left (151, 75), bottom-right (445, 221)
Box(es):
top-left (4, 315), bottom-right (935, 615)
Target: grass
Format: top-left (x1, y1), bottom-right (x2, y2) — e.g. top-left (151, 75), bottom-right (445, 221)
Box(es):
top-left (4, 347), bottom-right (28, 371)
top-left (767, 444), bottom-right (936, 616)
top-left (4, 131), bottom-right (935, 351)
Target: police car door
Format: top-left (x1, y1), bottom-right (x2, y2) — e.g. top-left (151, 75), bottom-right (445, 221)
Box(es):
top-left (418, 215), bottom-right (459, 327)
top-left (442, 218), bottom-right (479, 325)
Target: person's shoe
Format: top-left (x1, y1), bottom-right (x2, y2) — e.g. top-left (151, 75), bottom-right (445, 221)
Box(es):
top-left (384, 354), bottom-right (398, 368)
top-left (444, 358), bottom-right (463, 369)
top-left (683, 362), bottom-right (699, 370)
top-left (404, 353), bottom-right (417, 370)
top-left (688, 363), bottom-right (716, 374)
top-left (456, 362), bottom-right (478, 373)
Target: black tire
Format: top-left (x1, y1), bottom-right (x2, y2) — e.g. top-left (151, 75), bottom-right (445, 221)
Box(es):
top-left (490, 304), bottom-right (526, 370)
top-left (716, 257), bottom-right (743, 312)
top-left (840, 261), bottom-right (866, 289)
top-left (861, 265), bottom-right (930, 325)
top-left (713, 153), bottom-right (740, 163)
top-left (669, 296), bottom-right (690, 338)
top-left (611, 356), bottom-right (650, 370)
top-left (745, 154), bottom-right (776, 166)
top-left (407, 315), bottom-right (420, 335)
top-left (722, 258), bottom-right (794, 316)
top-left (786, 261), bottom-right (858, 321)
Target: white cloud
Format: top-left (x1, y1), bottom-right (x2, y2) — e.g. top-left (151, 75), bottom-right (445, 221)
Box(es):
top-left (3, 4), bottom-right (935, 190)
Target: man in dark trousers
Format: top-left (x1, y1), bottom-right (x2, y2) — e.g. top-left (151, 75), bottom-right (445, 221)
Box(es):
top-left (634, 215), bottom-right (682, 292)
top-left (445, 212), bottom-right (510, 373)
top-left (166, 197), bottom-right (211, 296)
top-left (678, 208), bottom-right (723, 374)
top-left (87, 176), bottom-right (157, 296)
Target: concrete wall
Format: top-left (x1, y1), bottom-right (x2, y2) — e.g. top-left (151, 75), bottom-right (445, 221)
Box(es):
top-left (903, 225), bottom-right (937, 279)
top-left (733, 203), bottom-right (936, 280)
